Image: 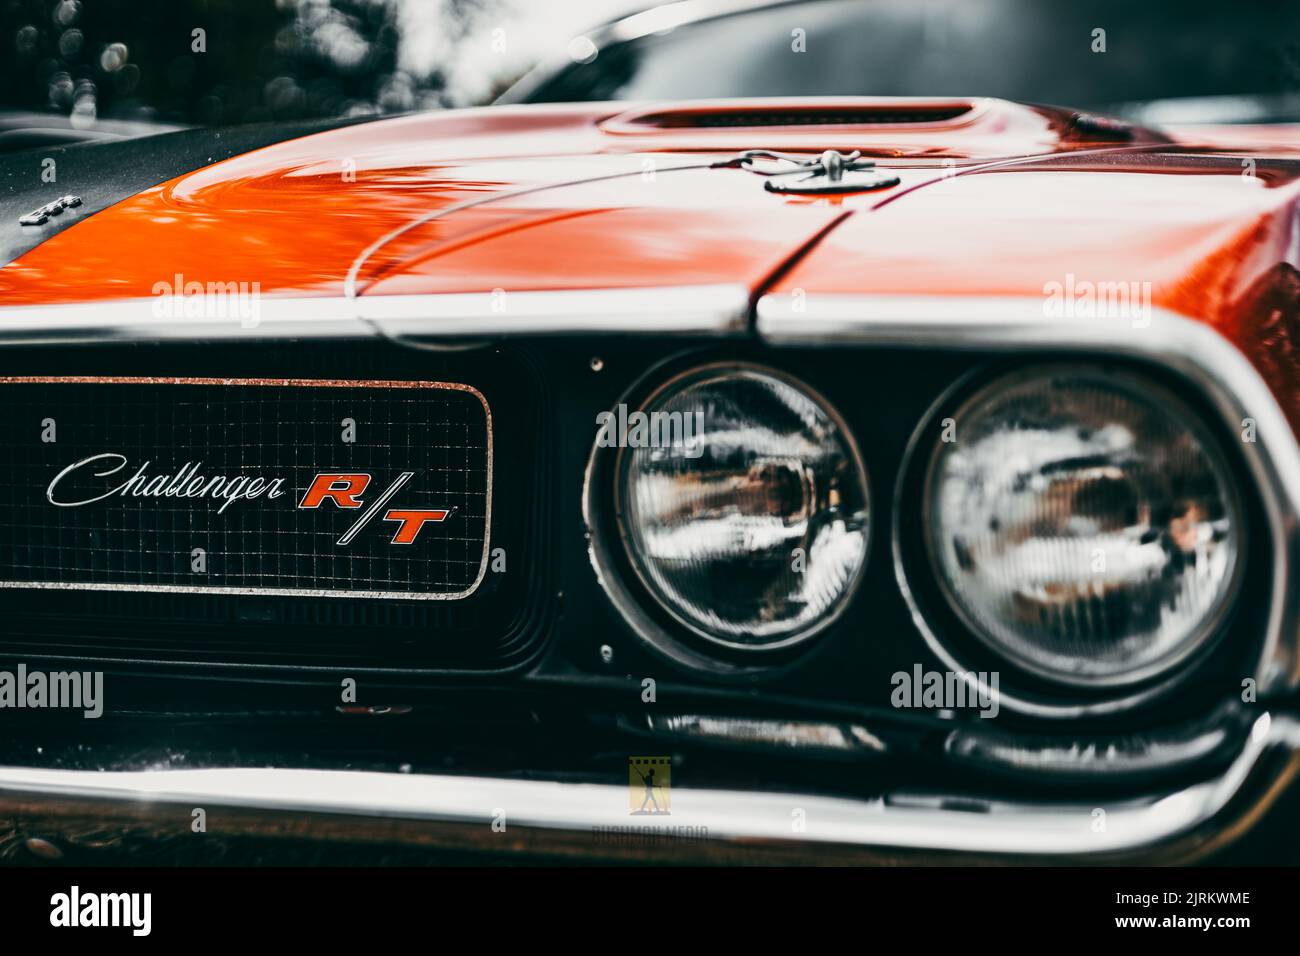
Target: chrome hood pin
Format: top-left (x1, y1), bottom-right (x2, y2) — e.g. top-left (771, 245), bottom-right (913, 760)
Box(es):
top-left (737, 149), bottom-right (900, 194)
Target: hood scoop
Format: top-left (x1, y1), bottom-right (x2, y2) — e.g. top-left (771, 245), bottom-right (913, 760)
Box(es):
top-left (603, 100), bottom-right (976, 133)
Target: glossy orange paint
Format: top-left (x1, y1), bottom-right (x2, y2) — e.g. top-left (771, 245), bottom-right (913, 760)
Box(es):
top-left (0, 97), bottom-right (1163, 305)
top-left (3, 97), bottom-right (1300, 429)
top-left (764, 147), bottom-right (1300, 431)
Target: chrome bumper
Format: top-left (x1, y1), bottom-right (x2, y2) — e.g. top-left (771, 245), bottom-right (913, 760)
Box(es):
top-left (3, 712), bottom-right (1297, 864)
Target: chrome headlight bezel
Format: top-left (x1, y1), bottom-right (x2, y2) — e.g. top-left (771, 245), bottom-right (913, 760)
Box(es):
top-left (894, 359), bottom-right (1255, 712)
top-left (585, 358), bottom-right (871, 670)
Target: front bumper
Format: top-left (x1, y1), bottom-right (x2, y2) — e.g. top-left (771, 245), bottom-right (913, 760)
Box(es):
top-left (5, 711), bottom-right (1298, 865)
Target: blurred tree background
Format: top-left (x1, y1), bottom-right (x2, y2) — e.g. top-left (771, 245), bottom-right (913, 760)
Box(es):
top-left (1, 0), bottom-right (497, 126)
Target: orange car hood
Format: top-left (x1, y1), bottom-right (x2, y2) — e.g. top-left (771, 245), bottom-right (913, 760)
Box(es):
top-left (3, 96), bottom-right (1296, 311)
top-left (2, 96), bottom-right (1299, 355)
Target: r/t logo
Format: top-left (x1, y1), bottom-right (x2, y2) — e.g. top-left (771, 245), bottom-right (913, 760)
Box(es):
top-left (300, 473), bottom-right (453, 545)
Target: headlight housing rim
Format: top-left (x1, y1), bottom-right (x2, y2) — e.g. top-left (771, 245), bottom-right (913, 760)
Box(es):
top-left (893, 359), bottom-right (1252, 716)
top-left (923, 362), bottom-right (1245, 689)
top-left (595, 358), bottom-right (872, 661)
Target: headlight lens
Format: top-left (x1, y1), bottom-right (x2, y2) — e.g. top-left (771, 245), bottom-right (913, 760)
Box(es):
top-left (924, 366), bottom-right (1242, 685)
top-left (618, 365), bottom-right (869, 650)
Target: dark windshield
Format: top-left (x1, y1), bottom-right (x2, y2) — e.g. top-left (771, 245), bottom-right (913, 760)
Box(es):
top-left (517, 0), bottom-right (1300, 121)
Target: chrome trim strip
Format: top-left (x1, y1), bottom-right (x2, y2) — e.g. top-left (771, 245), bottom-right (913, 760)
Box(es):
top-left (0, 712), bottom-right (1292, 859)
top-left (364, 284), bottom-right (751, 338)
top-left (0, 376), bottom-right (493, 602)
top-left (0, 296), bottom-right (368, 345)
top-left (0, 284), bottom-right (752, 346)
top-left (758, 294), bottom-right (1300, 708)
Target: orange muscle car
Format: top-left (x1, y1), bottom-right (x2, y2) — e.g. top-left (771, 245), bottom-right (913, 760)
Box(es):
top-left (2, 0), bottom-right (1300, 866)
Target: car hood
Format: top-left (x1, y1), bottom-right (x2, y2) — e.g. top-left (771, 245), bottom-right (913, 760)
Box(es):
top-left (1, 97), bottom-right (1299, 325)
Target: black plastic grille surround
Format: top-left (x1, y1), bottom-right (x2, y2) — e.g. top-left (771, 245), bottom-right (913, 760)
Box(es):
top-left (0, 378), bottom-right (491, 598)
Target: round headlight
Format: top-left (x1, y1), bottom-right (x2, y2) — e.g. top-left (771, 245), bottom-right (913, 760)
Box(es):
top-left (616, 364), bottom-right (869, 651)
top-left (924, 365), bottom-right (1243, 686)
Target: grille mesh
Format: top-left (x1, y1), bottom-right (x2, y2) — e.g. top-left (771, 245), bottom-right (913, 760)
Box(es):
top-left (0, 378), bottom-right (491, 599)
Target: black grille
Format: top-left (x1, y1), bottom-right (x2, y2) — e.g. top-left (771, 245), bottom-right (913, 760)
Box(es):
top-left (0, 378), bottom-right (491, 599)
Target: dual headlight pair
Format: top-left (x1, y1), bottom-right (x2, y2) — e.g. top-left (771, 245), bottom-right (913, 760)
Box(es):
top-left (600, 361), bottom-right (1243, 691)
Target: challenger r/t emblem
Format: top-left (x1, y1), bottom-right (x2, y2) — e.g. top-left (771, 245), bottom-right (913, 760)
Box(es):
top-left (300, 473), bottom-right (453, 545)
top-left (46, 455), bottom-right (451, 547)
top-left (19, 194), bottom-right (83, 226)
